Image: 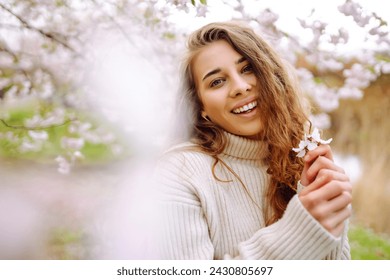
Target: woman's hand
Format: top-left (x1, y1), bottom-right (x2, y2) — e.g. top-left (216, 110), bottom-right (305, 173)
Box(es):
top-left (298, 145), bottom-right (352, 237)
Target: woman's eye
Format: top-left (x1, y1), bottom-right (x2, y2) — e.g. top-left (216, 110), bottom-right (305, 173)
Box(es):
top-left (242, 64), bottom-right (253, 73)
top-left (210, 78), bottom-right (224, 88)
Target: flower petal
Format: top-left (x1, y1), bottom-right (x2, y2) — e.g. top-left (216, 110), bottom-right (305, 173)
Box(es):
top-left (307, 141), bottom-right (318, 151)
top-left (310, 127), bottom-right (321, 142)
top-left (292, 147), bottom-right (302, 153)
top-left (296, 150), bottom-right (306, 158)
top-left (319, 138), bottom-right (333, 144)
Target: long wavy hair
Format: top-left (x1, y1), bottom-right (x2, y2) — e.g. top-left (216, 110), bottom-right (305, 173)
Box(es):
top-left (176, 21), bottom-right (310, 225)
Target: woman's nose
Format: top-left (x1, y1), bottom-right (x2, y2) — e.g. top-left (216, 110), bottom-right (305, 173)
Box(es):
top-left (229, 75), bottom-right (251, 97)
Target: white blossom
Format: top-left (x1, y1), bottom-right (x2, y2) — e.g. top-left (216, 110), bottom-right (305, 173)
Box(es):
top-left (338, 86), bottom-right (363, 99)
top-left (72, 151), bottom-right (84, 160)
top-left (375, 61), bottom-right (390, 74)
top-left (338, 0), bottom-right (373, 27)
top-left (317, 58), bottom-right (344, 72)
top-left (339, 28), bottom-right (349, 43)
top-left (257, 9), bottom-right (279, 26)
top-left (369, 25), bottom-right (389, 37)
top-left (24, 115), bottom-right (43, 128)
top-left (81, 132), bottom-right (102, 144)
top-left (311, 84), bottom-right (340, 112)
top-left (19, 139), bottom-right (42, 153)
top-left (310, 128), bottom-right (332, 145)
top-left (28, 130), bottom-right (49, 141)
top-left (355, 14), bottom-right (370, 27)
top-left (61, 137), bottom-right (85, 150)
top-left (309, 113), bottom-right (332, 130)
top-left (382, 63), bottom-right (390, 74)
top-left (338, 1), bottom-right (360, 17)
top-left (24, 109), bottom-right (66, 129)
top-left (69, 122), bottom-right (92, 134)
top-left (330, 27), bottom-right (349, 44)
top-left (0, 77), bottom-right (11, 88)
top-left (343, 63), bottom-right (377, 89)
top-left (296, 68), bottom-right (314, 81)
top-left (5, 131), bottom-right (18, 142)
top-left (196, 5), bottom-right (208, 17)
top-left (55, 156), bottom-right (71, 174)
top-left (292, 128), bottom-right (333, 158)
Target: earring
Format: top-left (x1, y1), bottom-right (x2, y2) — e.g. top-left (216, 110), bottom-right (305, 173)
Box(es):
top-left (201, 112), bottom-right (210, 121)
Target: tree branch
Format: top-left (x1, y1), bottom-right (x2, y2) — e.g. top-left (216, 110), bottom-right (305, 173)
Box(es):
top-left (0, 3), bottom-right (76, 52)
top-left (0, 118), bottom-right (76, 130)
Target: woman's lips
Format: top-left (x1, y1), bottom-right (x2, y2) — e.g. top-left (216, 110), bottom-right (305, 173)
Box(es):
top-left (232, 100), bottom-right (258, 114)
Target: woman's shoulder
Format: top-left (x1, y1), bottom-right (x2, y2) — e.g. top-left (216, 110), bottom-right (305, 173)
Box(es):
top-left (154, 141), bottom-right (213, 190)
top-left (163, 141), bottom-right (199, 154)
top-left (157, 141), bottom-right (213, 171)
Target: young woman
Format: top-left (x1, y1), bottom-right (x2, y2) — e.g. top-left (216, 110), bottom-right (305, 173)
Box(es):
top-left (155, 21), bottom-right (352, 259)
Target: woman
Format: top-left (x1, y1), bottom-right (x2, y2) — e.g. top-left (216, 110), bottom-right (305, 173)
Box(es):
top-left (155, 21), bottom-right (352, 259)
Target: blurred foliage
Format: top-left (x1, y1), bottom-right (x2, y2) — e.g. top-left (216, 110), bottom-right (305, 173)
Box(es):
top-left (47, 228), bottom-right (90, 260)
top-left (0, 106), bottom-right (127, 163)
top-left (328, 74), bottom-right (390, 235)
top-left (349, 224), bottom-right (390, 260)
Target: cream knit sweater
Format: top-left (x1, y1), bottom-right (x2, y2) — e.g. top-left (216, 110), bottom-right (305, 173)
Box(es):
top-left (155, 132), bottom-right (350, 260)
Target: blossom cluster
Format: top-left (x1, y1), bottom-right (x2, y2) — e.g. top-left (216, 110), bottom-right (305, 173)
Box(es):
top-left (292, 128), bottom-right (333, 158)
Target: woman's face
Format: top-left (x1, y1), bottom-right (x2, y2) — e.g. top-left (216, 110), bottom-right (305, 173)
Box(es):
top-left (192, 40), bottom-right (263, 139)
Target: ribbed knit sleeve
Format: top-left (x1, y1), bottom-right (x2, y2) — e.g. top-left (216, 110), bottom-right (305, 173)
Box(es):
top-left (237, 195), bottom-right (345, 259)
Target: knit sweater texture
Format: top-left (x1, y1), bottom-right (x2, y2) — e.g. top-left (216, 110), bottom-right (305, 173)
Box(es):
top-left (155, 132), bottom-right (351, 259)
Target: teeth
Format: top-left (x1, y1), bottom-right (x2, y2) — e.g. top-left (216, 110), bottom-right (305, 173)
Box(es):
top-left (232, 101), bottom-right (257, 114)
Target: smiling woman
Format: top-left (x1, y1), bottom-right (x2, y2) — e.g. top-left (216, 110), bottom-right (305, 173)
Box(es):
top-left (193, 40), bottom-right (262, 139)
top-left (154, 21), bottom-right (352, 260)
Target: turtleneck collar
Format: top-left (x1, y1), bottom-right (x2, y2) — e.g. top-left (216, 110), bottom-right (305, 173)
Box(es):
top-left (222, 132), bottom-right (269, 160)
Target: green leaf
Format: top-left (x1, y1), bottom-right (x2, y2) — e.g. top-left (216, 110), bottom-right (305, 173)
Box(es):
top-left (55, 0), bottom-right (65, 7)
top-left (163, 32), bottom-right (176, 40)
top-left (313, 77), bottom-right (323, 84)
top-left (200, 0), bottom-right (207, 5)
top-left (191, 0), bottom-right (195, 6)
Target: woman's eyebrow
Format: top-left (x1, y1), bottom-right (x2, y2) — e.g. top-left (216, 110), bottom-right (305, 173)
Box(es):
top-left (202, 68), bottom-right (221, 81)
top-left (202, 57), bottom-right (247, 81)
top-left (235, 57), bottom-right (247, 64)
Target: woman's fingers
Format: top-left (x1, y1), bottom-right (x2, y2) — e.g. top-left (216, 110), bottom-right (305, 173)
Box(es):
top-left (304, 144), bottom-right (333, 162)
top-left (300, 181), bottom-right (351, 212)
top-left (305, 156), bottom-right (345, 183)
top-left (303, 156), bottom-right (346, 186)
top-left (298, 143), bottom-right (353, 236)
top-left (299, 169), bottom-right (350, 196)
top-left (315, 185), bottom-right (352, 213)
top-left (323, 206), bottom-right (352, 237)
top-left (300, 145), bottom-right (339, 185)
top-left (299, 180), bottom-right (352, 237)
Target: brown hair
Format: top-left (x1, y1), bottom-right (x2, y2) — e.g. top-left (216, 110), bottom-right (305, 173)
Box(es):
top-left (177, 21), bottom-right (310, 225)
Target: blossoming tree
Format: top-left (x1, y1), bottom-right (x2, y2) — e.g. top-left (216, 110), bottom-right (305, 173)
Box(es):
top-left (0, 0), bottom-right (389, 173)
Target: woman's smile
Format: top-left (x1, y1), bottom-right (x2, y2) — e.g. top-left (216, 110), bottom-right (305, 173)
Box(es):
top-left (231, 100), bottom-right (258, 114)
